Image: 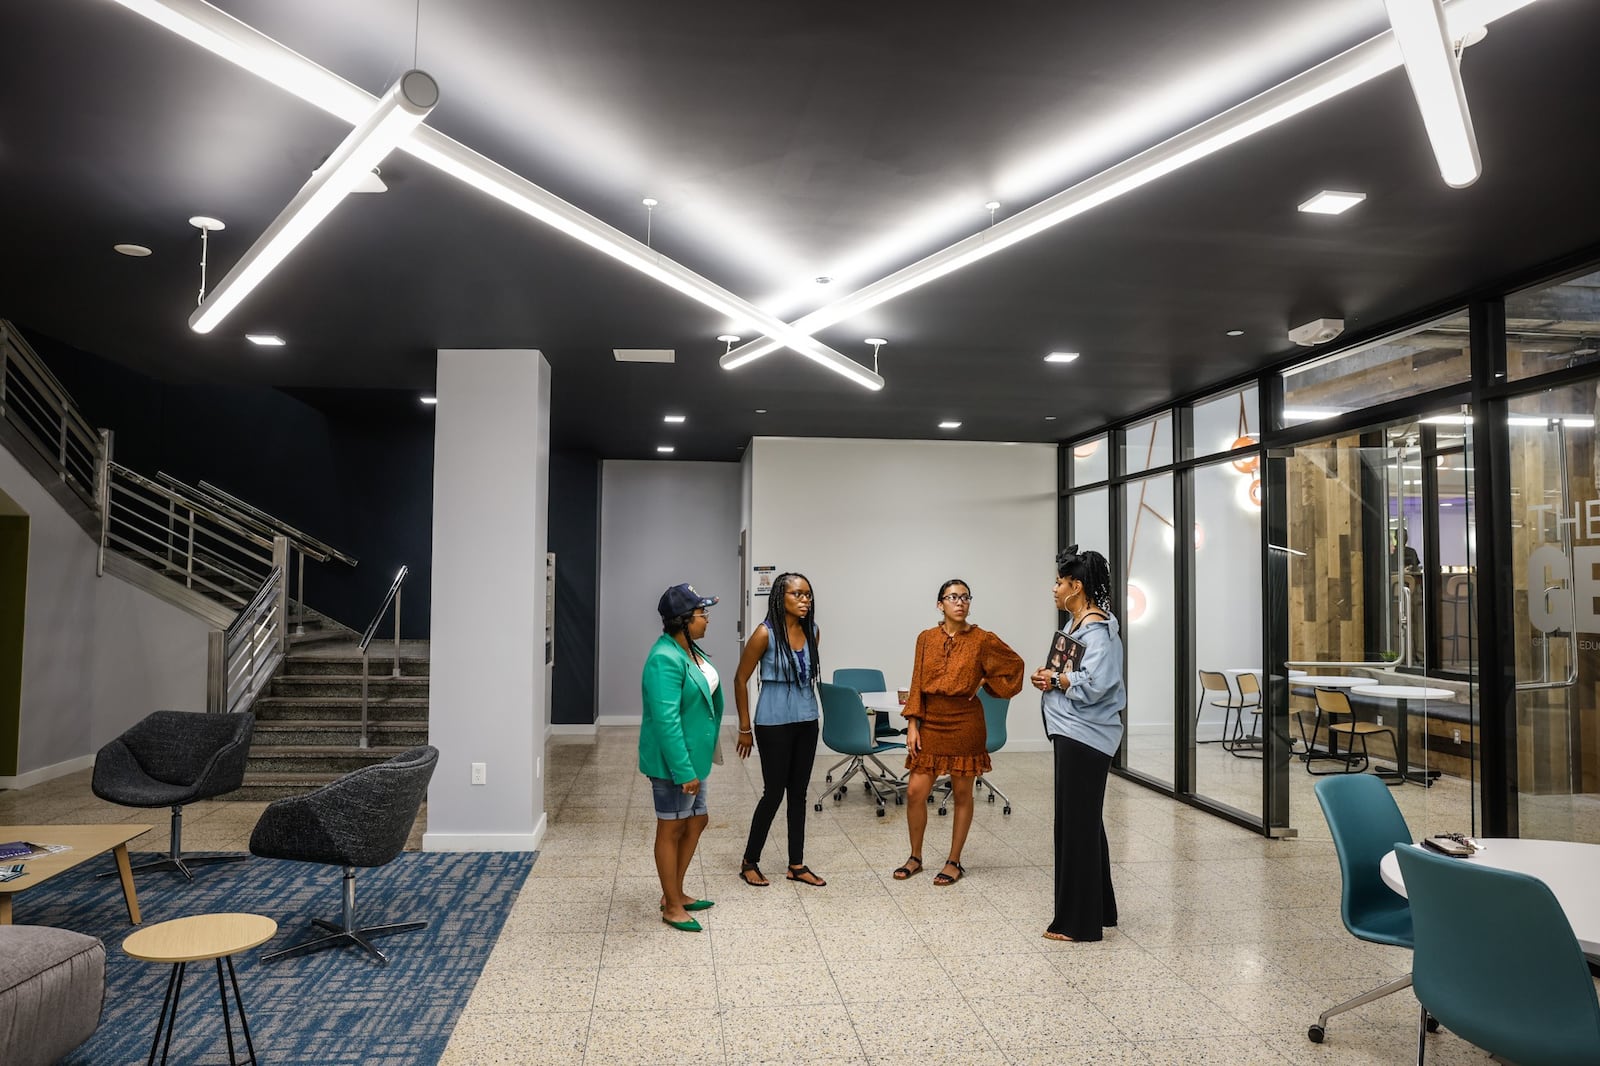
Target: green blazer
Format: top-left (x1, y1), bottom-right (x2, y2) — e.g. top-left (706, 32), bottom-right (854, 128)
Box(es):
top-left (638, 634), bottom-right (725, 785)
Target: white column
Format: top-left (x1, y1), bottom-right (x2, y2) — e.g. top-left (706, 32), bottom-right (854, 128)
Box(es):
top-left (424, 349), bottom-right (549, 851)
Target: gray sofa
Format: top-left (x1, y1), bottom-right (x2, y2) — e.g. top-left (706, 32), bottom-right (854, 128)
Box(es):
top-left (0, 925), bottom-right (104, 1066)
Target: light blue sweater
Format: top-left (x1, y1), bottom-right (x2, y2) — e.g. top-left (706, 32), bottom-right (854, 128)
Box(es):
top-left (1040, 613), bottom-right (1125, 757)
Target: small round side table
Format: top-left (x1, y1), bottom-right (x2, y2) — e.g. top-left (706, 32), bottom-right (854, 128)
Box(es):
top-left (123, 912), bottom-right (277, 1066)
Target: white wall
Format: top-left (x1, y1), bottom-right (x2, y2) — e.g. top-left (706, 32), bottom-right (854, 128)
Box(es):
top-left (746, 438), bottom-right (1057, 750)
top-left (596, 461), bottom-right (741, 722)
top-left (0, 443), bottom-right (209, 786)
top-left (425, 349), bottom-right (549, 851)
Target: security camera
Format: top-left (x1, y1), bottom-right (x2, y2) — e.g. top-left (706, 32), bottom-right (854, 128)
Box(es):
top-left (1288, 318), bottom-right (1345, 346)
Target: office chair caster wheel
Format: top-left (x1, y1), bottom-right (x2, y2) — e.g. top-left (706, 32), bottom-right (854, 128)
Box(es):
top-left (937, 806), bottom-right (948, 816)
top-left (895, 796), bottom-right (904, 805)
top-left (1003, 805), bottom-right (1012, 815)
top-left (834, 789), bottom-right (845, 802)
top-left (987, 794), bottom-right (995, 804)
top-left (814, 803), bottom-right (823, 811)
top-left (1425, 1016), bottom-right (1439, 1033)
top-left (1307, 1025), bottom-right (1325, 1044)
top-left (876, 808), bottom-right (885, 818)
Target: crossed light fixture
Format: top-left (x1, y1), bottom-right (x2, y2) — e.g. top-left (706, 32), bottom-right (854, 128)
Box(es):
top-left (719, 0), bottom-right (1538, 373)
top-left (104, 0), bottom-right (882, 389)
top-left (1382, 0), bottom-right (1481, 187)
top-left (190, 69), bottom-right (438, 333)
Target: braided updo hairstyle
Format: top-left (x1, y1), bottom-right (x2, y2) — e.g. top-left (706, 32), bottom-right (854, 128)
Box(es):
top-left (1056, 545), bottom-right (1113, 614)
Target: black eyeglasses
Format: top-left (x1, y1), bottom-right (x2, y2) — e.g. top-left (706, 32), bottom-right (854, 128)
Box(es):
top-left (785, 590), bottom-right (814, 600)
top-left (941, 593), bottom-right (973, 604)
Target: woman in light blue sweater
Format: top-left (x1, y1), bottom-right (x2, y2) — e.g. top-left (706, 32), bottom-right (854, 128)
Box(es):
top-left (1032, 546), bottom-right (1124, 942)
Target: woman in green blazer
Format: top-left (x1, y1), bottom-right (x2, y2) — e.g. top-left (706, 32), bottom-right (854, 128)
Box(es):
top-left (639, 583), bottom-right (725, 931)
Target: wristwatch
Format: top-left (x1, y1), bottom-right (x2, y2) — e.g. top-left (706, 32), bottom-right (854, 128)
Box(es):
top-left (1052, 672), bottom-right (1064, 691)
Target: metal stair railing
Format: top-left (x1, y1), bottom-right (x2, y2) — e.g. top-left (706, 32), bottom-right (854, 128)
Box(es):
top-left (207, 555), bottom-right (289, 715)
top-left (99, 461), bottom-right (278, 609)
top-left (357, 565), bottom-right (408, 749)
top-left (0, 321), bottom-right (102, 514)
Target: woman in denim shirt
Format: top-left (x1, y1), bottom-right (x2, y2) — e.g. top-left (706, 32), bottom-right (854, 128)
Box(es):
top-left (1032, 546), bottom-right (1124, 942)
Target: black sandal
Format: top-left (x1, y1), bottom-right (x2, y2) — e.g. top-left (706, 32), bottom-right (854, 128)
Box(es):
top-left (739, 861), bottom-right (770, 887)
top-left (786, 864), bottom-right (826, 887)
top-left (933, 859), bottom-right (965, 887)
top-left (892, 855), bottom-right (923, 880)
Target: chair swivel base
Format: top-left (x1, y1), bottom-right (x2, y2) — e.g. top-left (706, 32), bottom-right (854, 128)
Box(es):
top-left (102, 853), bottom-right (248, 881)
top-left (260, 918), bottom-right (427, 967)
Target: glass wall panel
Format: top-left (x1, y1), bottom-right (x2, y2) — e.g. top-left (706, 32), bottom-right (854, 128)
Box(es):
top-left (1506, 267), bottom-right (1600, 382)
top-left (1280, 313), bottom-right (1470, 428)
top-left (1069, 488), bottom-right (1109, 561)
top-left (1191, 458), bottom-right (1263, 815)
top-left (1122, 414), bottom-right (1173, 474)
top-left (1507, 386), bottom-right (1600, 842)
top-left (1071, 435), bottom-right (1109, 486)
top-left (1192, 385), bottom-right (1259, 461)
top-left (1123, 474), bottom-right (1175, 786)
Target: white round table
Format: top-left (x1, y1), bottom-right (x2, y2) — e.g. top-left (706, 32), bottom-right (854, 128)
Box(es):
top-left (1381, 839), bottom-right (1600, 958)
top-left (1351, 685), bottom-right (1455, 786)
top-left (858, 690), bottom-right (907, 727)
top-left (1290, 675), bottom-right (1371, 689)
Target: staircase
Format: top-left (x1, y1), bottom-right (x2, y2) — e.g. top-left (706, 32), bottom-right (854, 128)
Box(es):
top-left (240, 642), bottom-right (431, 800)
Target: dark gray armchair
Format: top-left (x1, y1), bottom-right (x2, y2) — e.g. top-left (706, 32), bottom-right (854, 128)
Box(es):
top-left (91, 710), bottom-right (255, 879)
top-left (250, 745), bottom-right (437, 966)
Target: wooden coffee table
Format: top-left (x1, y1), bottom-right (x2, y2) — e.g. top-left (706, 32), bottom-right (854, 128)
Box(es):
top-left (0, 822), bottom-right (153, 925)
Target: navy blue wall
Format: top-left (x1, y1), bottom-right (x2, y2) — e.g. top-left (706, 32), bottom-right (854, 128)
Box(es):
top-left (549, 450), bottom-right (599, 725)
top-left (23, 328), bottom-right (435, 638)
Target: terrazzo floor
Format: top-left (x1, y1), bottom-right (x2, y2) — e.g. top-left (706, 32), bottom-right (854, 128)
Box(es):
top-left (6, 731), bottom-right (1593, 1064)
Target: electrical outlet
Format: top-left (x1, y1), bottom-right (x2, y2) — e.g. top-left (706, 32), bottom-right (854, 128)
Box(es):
top-left (536, 756), bottom-right (542, 779)
top-left (1452, 729), bottom-right (1462, 744)
top-left (471, 762), bottom-right (487, 785)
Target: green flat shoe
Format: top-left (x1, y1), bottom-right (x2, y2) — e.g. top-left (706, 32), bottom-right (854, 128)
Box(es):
top-left (661, 915), bottom-right (702, 932)
top-left (684, 899), bottom-right (715, 912)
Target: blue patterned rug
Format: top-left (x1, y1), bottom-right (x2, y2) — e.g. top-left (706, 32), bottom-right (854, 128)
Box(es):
top-left (10, 850), bottom-right (533, 1065)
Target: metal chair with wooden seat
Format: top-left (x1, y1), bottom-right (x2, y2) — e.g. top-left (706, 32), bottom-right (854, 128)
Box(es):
top-left (1196, 670), bottom-right (1242, 746)
top-left (1307, 688), bottom-right (1397, 778)
top-left (1224, 671), bottom-right (1264, 757)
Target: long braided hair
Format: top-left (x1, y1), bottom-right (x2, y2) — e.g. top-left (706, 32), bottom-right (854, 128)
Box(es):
top-left (762, 572), bottom-right (819, 685)
top-left (1056, 545), bottom-right (1114, 614)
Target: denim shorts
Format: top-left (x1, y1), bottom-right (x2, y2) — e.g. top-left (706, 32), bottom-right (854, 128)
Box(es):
top-left (648, 775), bottom-right (708, 820)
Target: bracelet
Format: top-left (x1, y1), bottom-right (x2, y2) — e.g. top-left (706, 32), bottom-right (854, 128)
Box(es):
top-left (738, 729), bottom-right (753, 734)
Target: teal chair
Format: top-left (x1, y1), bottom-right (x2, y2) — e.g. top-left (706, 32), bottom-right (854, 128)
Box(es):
top-left (1397, 844), bottom-right (1600, 1065)
top-left (811, 682), bottom-right (905, 818)
top-left (931, 691), bottom-right (1013, 816)
top-left (832, 667), bottom-right (903, 740)
top-left (1309, 775), bottom-right (1431, 1045)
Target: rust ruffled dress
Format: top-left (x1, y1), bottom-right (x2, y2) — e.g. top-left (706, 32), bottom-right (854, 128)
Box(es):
top-left (902, 625), bottom-right (1025, 776)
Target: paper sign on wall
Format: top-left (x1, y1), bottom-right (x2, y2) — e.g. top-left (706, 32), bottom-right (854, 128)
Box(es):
top-left (752, 565), bottom-right (776, 597)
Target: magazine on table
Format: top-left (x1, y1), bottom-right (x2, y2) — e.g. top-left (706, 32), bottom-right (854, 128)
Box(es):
top-left (0, 841), bottom-right (71, 861)
top-left (0, 863), bottom-right (26, 882)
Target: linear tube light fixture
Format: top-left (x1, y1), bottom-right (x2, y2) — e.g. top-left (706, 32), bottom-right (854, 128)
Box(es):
top-left (106, 0), bottom-right (880, 389)
top-left (1384, 0), bottom-right (1481, 187)
top-left (719, 0), bottom-right (1540, 371)
top-left (190, 70), bottom-right (438, 333)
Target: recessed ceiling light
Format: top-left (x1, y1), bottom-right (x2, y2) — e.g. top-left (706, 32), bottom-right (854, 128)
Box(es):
top-left (814, 276), bottom-right (832, 285)
top-left (245, 333), bottom-right (285, 346)
top-left (1297, 190), bottom-right (1366, 215)
top-left (420, 396), bottom-right (438, 405)
top-left (663, 414), bottom-right (686, 424)
top-left (114, 243), bottom-right (152, 257)
top-left (641, 197), bottom-right (658, 207)
top-left (755, 409), bottom-right (767, 414)
top-left (614, 348), bottom-right (674, 363)
top-left (1226, 329), bottom-right (1245, 337)
top-left (1044, 352), bottom-right (1080, 363)
top-left (1045, 416), bottom-right (1057, 421)
top-left (656, 445), bottom-right (675, 454)
top-left (938, 420), bottom-right (962, 430)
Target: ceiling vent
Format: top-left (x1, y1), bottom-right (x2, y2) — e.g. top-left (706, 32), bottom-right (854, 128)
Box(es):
top-left (613, 349), bottom-right (675, 363)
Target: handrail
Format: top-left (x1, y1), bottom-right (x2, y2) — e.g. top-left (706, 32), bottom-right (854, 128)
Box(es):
top-left (0, 321), bottom-right (103, 513)
top-left (108, 463), bottom-right (275, 549)
top-left (156, 473), bottom-right (325, 560)
top-left (357, 565), bottom-right (409, 749)
top-left (208, 556), bottom-right (288, 715)
top-left (198, 479), bottom-right (356, 566)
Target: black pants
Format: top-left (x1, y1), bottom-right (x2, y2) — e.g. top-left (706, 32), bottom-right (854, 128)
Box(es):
top-left (1049, 734), bottom-right (1118, 941)
top-left (743, 720), bottom-right (819, 867)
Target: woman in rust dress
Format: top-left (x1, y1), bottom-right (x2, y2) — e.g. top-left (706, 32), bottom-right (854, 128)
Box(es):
top-left (893, 578), bottom-right (1025, 886)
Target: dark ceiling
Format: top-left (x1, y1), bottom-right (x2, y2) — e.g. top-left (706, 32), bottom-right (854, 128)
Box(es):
top-left (3, 0), bottom-right (1599, 459)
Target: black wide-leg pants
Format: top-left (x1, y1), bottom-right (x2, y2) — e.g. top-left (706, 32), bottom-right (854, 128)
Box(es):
top-left (1048, 734), bottom-right (1118, 941)
top-left (744, 719), bottom-right (819, 867)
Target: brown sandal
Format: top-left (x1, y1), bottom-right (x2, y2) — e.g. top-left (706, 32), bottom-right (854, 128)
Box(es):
top-left (739, 861), bottom-right (770, 887)
top-left (892, 855), bottom-right (923, 880)
top-left (933, 859), bottom-right (965, 887)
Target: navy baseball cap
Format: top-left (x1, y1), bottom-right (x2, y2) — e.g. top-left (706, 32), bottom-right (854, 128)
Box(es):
top-left (658, 583), bottom-right (718, 619)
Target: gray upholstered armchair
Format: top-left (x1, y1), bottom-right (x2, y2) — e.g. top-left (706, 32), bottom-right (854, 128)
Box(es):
top-left (91, 710), bottom-right (255, 879)
top-left (249, 745), bottom-right (437, 966)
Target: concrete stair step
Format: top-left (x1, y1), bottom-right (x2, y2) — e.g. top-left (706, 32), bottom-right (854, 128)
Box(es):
top-left (245, 745), bottom-right (414, 775)
top-left (268, 675), bottom-right (430, 699)
top-left (235, 771), bottom-right (344, 801)
top-left (281, 657), bottom-right (430, 678)
top-left (253, 720), bottom-right (428, 747)
top-left (251, 696), bottom-right (429, 722)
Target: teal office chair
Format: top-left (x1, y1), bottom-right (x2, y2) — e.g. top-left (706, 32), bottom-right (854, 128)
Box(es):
top-left (931, 691), bottom-right (1013, 816)
top-left (825, 668), bottom-right (903, 788)
top-left (811, 682), bottom-right (905, 818)
top-left (1309, 775), bottom-right (1432, 1045)
top-left (1397, 844), bottom-right (1600, 1065)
